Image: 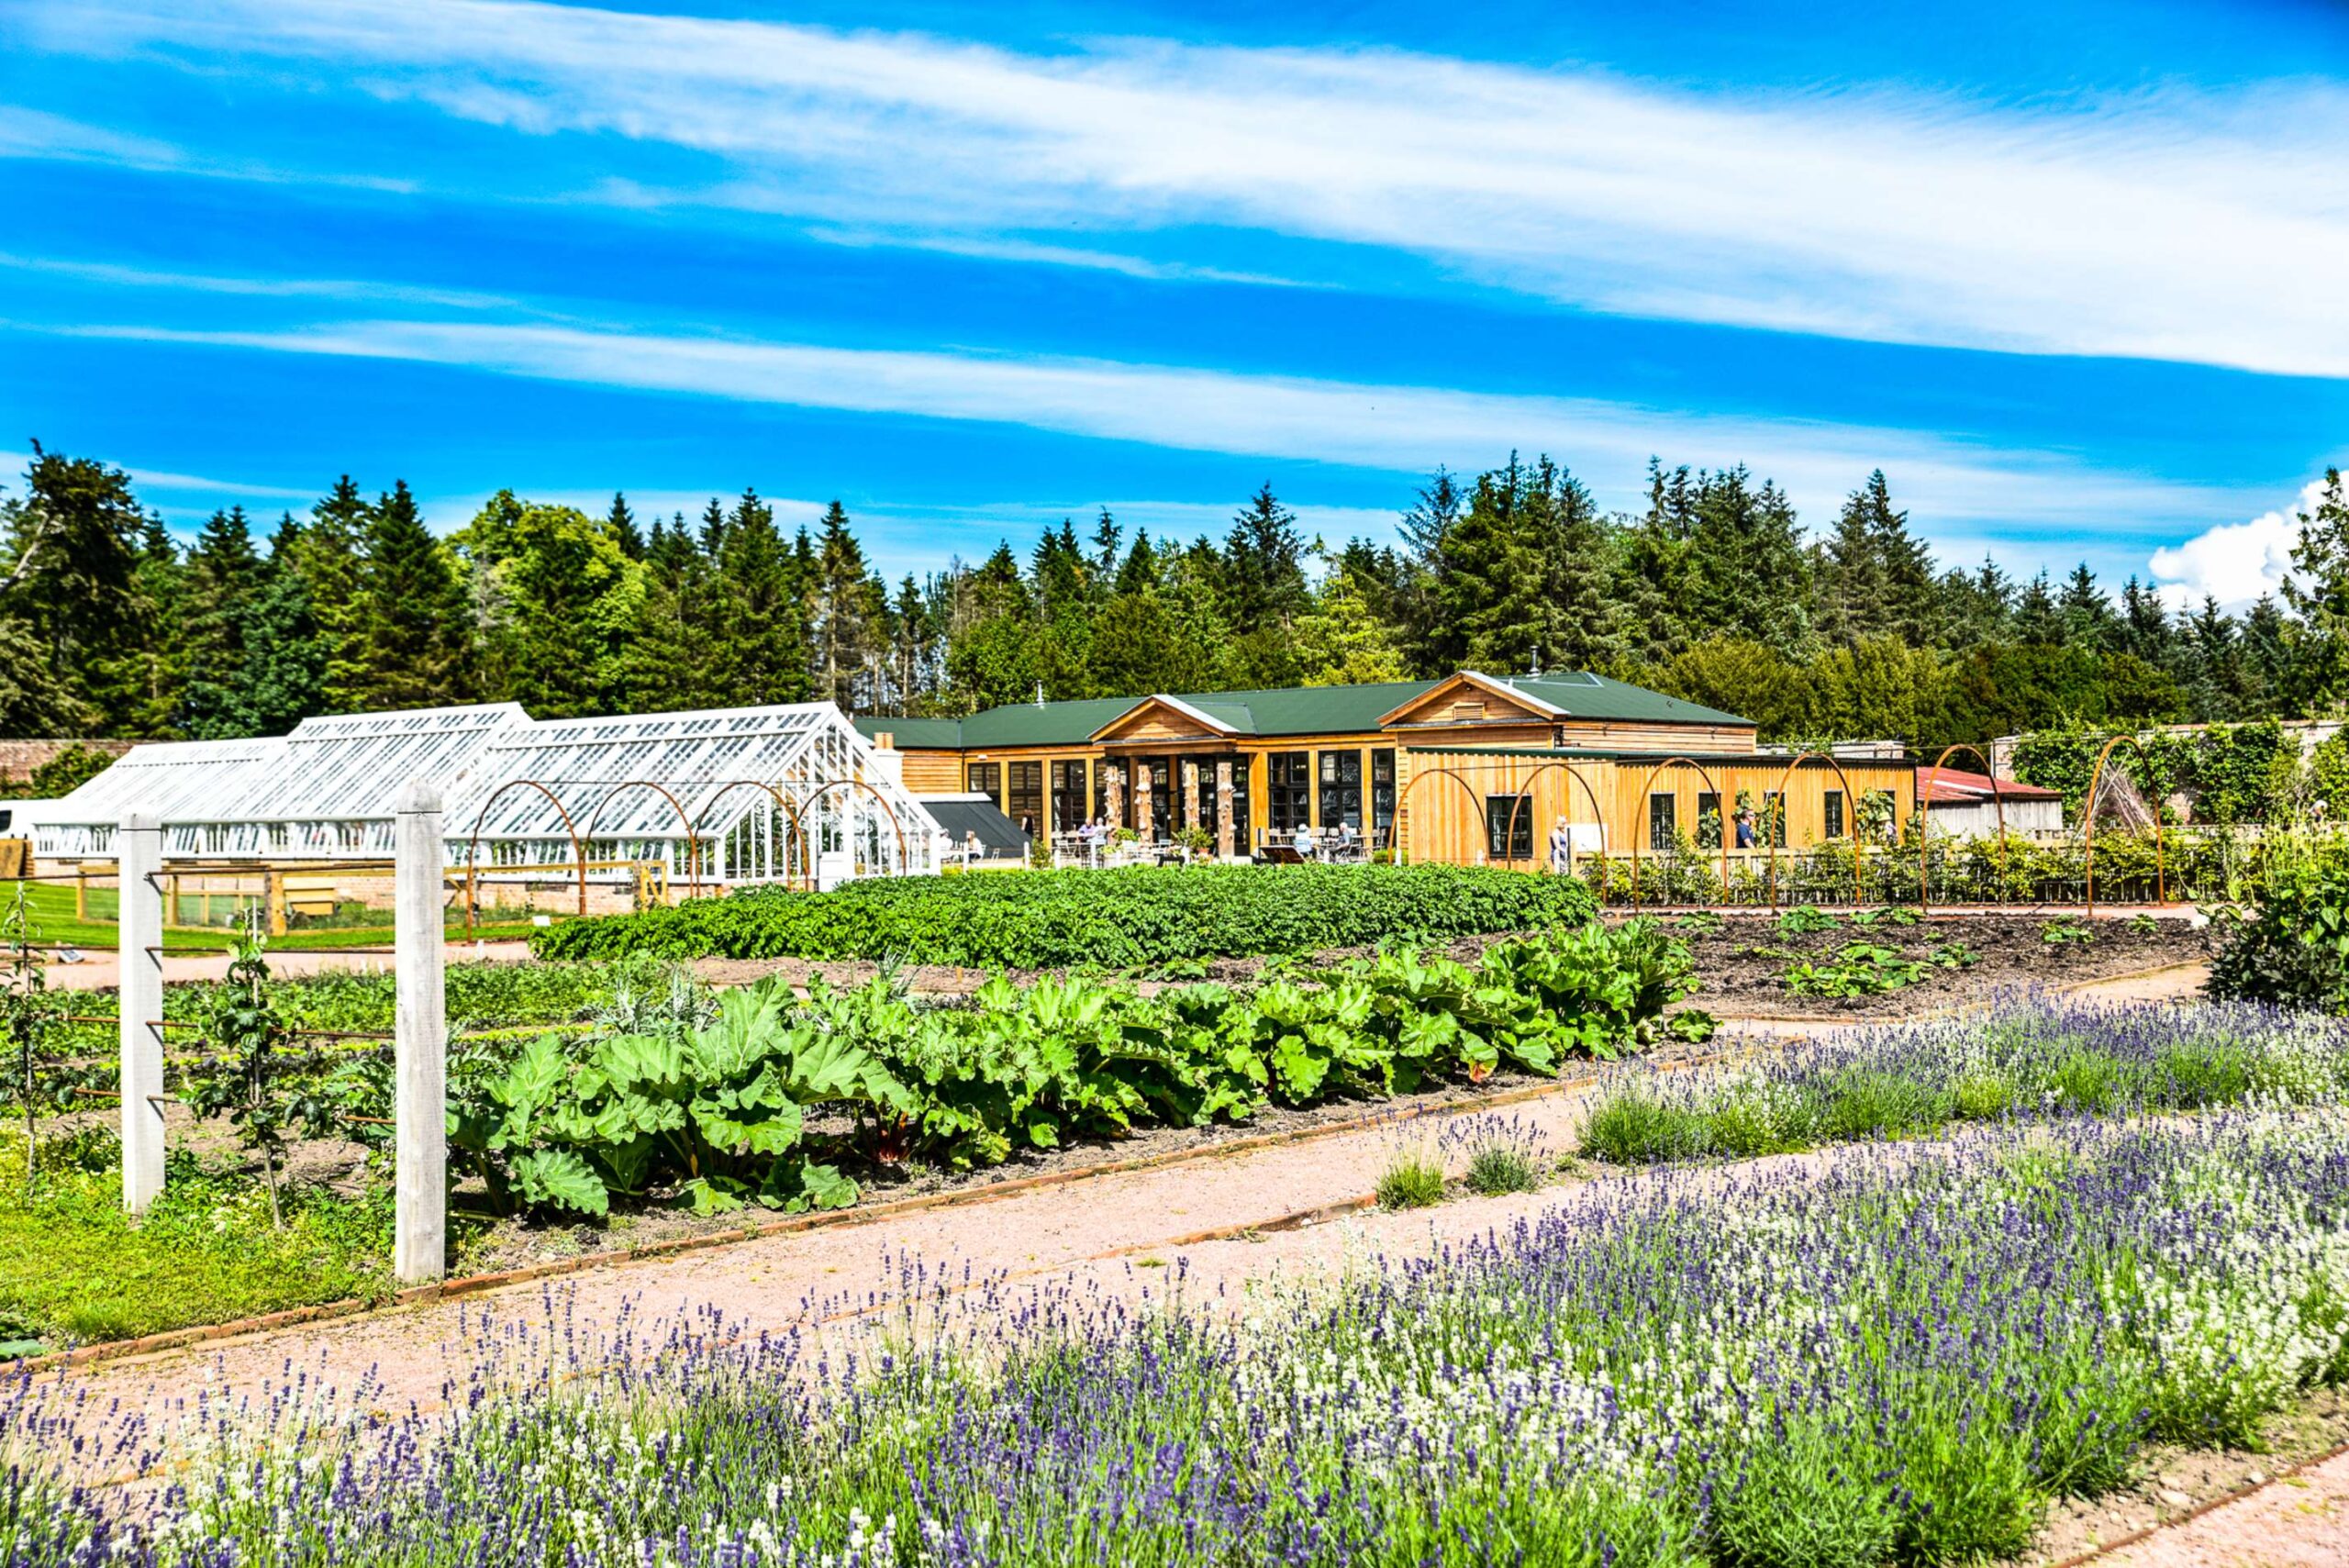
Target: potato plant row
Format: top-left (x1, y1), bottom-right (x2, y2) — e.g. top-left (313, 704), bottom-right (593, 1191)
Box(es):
top-left (529, 863), bottom-right (1600, 968)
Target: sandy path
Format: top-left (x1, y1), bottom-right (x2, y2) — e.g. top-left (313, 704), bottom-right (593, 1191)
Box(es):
top-left (2079, 1446), bottom-right (2349, 1565)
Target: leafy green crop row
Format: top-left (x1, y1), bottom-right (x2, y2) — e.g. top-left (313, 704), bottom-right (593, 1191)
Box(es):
top-left (528, 863), bottom-right (1597, 969)
top-left (461, 920), bottom-right (1697, 1218)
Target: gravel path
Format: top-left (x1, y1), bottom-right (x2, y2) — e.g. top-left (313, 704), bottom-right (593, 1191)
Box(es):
top-left (2077, 1445), bottom-right (2349, 1565)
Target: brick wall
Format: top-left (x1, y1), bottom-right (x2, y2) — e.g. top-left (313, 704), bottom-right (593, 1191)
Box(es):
top-left (0, 738), bottom-right (135, 787)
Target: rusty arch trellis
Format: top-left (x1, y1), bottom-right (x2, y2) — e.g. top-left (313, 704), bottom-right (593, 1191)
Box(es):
top-left (1916, 743), bottom-right (2009, 917)
top-left (800, 778), bottom-right (914, 877)
top-left (1392, 765), bottom-right (1497, 866)
top-left (2083, 734), bottom-right (2168, 917)
top-left (1626, 757), bottom-right (1733, 909)
top-left (1762, 751), bottom-right (1868, 912)
top-left (698, 779), bottom-right (813, 890)
top-left (580, 779), bottom-right (705, 905)
top-left (462, 778), bottom-right (587, 933)
top-left (1497, 760), bottom-right (1610, 873)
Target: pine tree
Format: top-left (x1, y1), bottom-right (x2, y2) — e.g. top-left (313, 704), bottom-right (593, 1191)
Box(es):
top-left (297, 476), bottom-right (374, 711)
top-left (224, 520), bottom-right (329, 735)
top-left (711, 489), bottom-right (809, 706)
top-left (178, 507), bottom-right (264, 736)
top-left (1, 444), bottom-right (154, 733)
top-left (2059, 564), bottom-right (2117, 651)
top-left (607, 492), bottom-right (644, 561)
top-left (353, 481), bottom-right (470, 709)
top-left (2282, 469), bottom-right (2349, 711)
top-left (810, 501), bottom-right (881, 710)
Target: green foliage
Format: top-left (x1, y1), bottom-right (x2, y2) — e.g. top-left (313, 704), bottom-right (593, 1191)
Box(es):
top-left (532, 863), bottom-right (1599, 969)
top-left (1462, 1143), bottom-right (1542, 1196)
top-left (2208, 841), bottom-right (2349, 1014)
top-left (1375, 1148), bottom-right (1445, 1210)
top-left (2041, 917), bottom-right (2095, 945)
top-left (181, 930), bottom-right (328, 1228)
top-left (448, 978), bottom-right (912, 1218)
top-left (460, 922), bottom-right (1690, 1207)
top-left (1776, 904), bottom-right (1841, 934)
top-left (2012, 721), bottom-right (2299, 825)
top-left (0, 1130), bottom-right (389, 1348)
top-left (1782, 942), bottom-right (1927, 997)
top-left (0, 884), bottom-right (55, 1189)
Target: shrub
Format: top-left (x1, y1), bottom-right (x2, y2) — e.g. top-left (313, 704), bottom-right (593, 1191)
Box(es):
top-left (530, 863), bottom-right (1599, 969)
top-left (1375, 1149), bottom-right (1445, 1209)
top-left (2208, 842), bottom-right (2349, 1015)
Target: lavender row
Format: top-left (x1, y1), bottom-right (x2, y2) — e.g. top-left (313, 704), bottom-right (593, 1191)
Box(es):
top-left (1583, 995), bottom-right (2349, 1164)
top-left (13, 1109), bottom-right (2349, 1568)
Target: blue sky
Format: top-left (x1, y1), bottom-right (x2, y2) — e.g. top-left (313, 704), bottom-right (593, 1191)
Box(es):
top-left (3, 0), bottom-right (2344, 606)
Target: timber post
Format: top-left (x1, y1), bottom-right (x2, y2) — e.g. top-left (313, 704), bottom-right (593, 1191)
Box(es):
top-left (117, 814), bottom-right (165, 1216)
top-left (394, 780), bottom-right (447, 1286)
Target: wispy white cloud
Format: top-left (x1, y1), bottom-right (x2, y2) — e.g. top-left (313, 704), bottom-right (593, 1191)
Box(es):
top-left (22, 0), bottom-right (2349, 376)
top-left (0, 106), bottom-right (185, 169)
top-left (52, 316), bottom-right (2247, 536)
top-left (123, 467), bottom-right (314, 501)
top-left (2148, 478), bottom-right (2324, 610)
top-left (0, 251), bottom-right (521, 310)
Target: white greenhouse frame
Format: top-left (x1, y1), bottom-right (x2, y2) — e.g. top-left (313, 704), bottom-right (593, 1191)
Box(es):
top-left (32, 701), bottom-right (941, 885)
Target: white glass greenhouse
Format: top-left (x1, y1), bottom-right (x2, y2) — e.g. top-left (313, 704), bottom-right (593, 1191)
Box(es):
top-left (30, 701), bottom-right (941, 884)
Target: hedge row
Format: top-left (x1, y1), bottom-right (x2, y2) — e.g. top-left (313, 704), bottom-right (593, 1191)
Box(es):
top-left (529, 864), bottom-right (1599, 969)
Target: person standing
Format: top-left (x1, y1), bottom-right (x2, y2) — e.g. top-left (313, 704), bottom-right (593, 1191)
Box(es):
top-left (1549, 817), bottom-right (1575, 874)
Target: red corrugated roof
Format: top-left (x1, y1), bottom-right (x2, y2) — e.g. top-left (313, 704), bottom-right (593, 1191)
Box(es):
top-left (1918, 767), bottom-right (2063, 805)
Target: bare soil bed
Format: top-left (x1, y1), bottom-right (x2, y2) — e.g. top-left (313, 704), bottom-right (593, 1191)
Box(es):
top-left (695, 909), bottom-right (2214, 1020)
top-left (1670, 910), bottom-right (2213, 1019)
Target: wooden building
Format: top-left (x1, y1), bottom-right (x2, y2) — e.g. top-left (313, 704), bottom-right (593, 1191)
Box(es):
top-left (858, 670), bottom-right (1917, 866)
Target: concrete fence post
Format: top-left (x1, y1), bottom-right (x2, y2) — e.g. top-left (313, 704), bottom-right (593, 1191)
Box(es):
top-left (118, 814), bottom-right (164, 1215)
top-left (394, 780), bottom-right (447, 1286)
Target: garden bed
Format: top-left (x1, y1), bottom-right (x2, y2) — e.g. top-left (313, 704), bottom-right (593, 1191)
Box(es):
top-left (1667, 909), bottom-right (2212, 1016)
top-left (696, 908), bottom-right (2212, 1018)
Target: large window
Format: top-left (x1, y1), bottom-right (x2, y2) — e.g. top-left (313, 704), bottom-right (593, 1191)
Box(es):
top-left (1318, 749), bottom-right (1363, 831)
top-left (1052, 760), bottom-right (1088, 833)
top-left (1143, 758), bottom-right (1172, 841)
top-left (1648, 792), bottom-right (1677, 851)
top-left (1696, 792), bottom-right (1722, 850)
top-left (967, 762), bottom-right (1001, 807)
top-left (1823, 790), bottom-right (1845, 840)
top-left (1486, 795), bottom-right (1534, 861)
top-left (1371, 750), bottom-right (1397, 846)
top-left (1267, 751), bottom-right (1311, 834)
top-left (1230, 758), bottom-right (1252, 849)
top-left (1092, 760), bottom-right (1108, 824)
top-left (1008, 761), bottom-right (1044, 837)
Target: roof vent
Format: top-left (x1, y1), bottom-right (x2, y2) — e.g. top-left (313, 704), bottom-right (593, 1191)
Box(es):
top-left (1450, 700), bottom-right (1486, 721)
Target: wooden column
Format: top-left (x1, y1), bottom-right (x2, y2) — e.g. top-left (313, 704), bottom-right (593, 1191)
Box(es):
top-left (1215, 759), bottom-right (1235, 859)
top-left (117, 815), bottom-right (164, 1216)
top-left (1132, 764), bottom-right (1152, 839)
top-left (1105, 764), bottom-right (1125, 831)
top-left (394, 780), bottom-right (447, 1286)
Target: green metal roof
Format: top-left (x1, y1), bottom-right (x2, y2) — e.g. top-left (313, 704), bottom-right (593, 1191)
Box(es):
top-left (853, 671), bottom-right (1743, 751)
top-left (1479, 672), bottom-right (1750, 728)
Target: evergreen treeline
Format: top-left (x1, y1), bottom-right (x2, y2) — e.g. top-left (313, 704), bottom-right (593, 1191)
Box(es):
top-left (3, 443), bottom-right (2344, 751)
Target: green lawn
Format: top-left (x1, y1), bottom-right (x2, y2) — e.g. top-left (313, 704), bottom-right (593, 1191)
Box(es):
top-left (11, 881), bottom-right (548, 953)
top-left (0, 1132), bottom-right (394, 1351)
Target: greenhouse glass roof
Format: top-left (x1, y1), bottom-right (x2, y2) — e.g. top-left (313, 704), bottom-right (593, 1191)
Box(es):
top-left (33, 700), bottom-right (941, 876)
